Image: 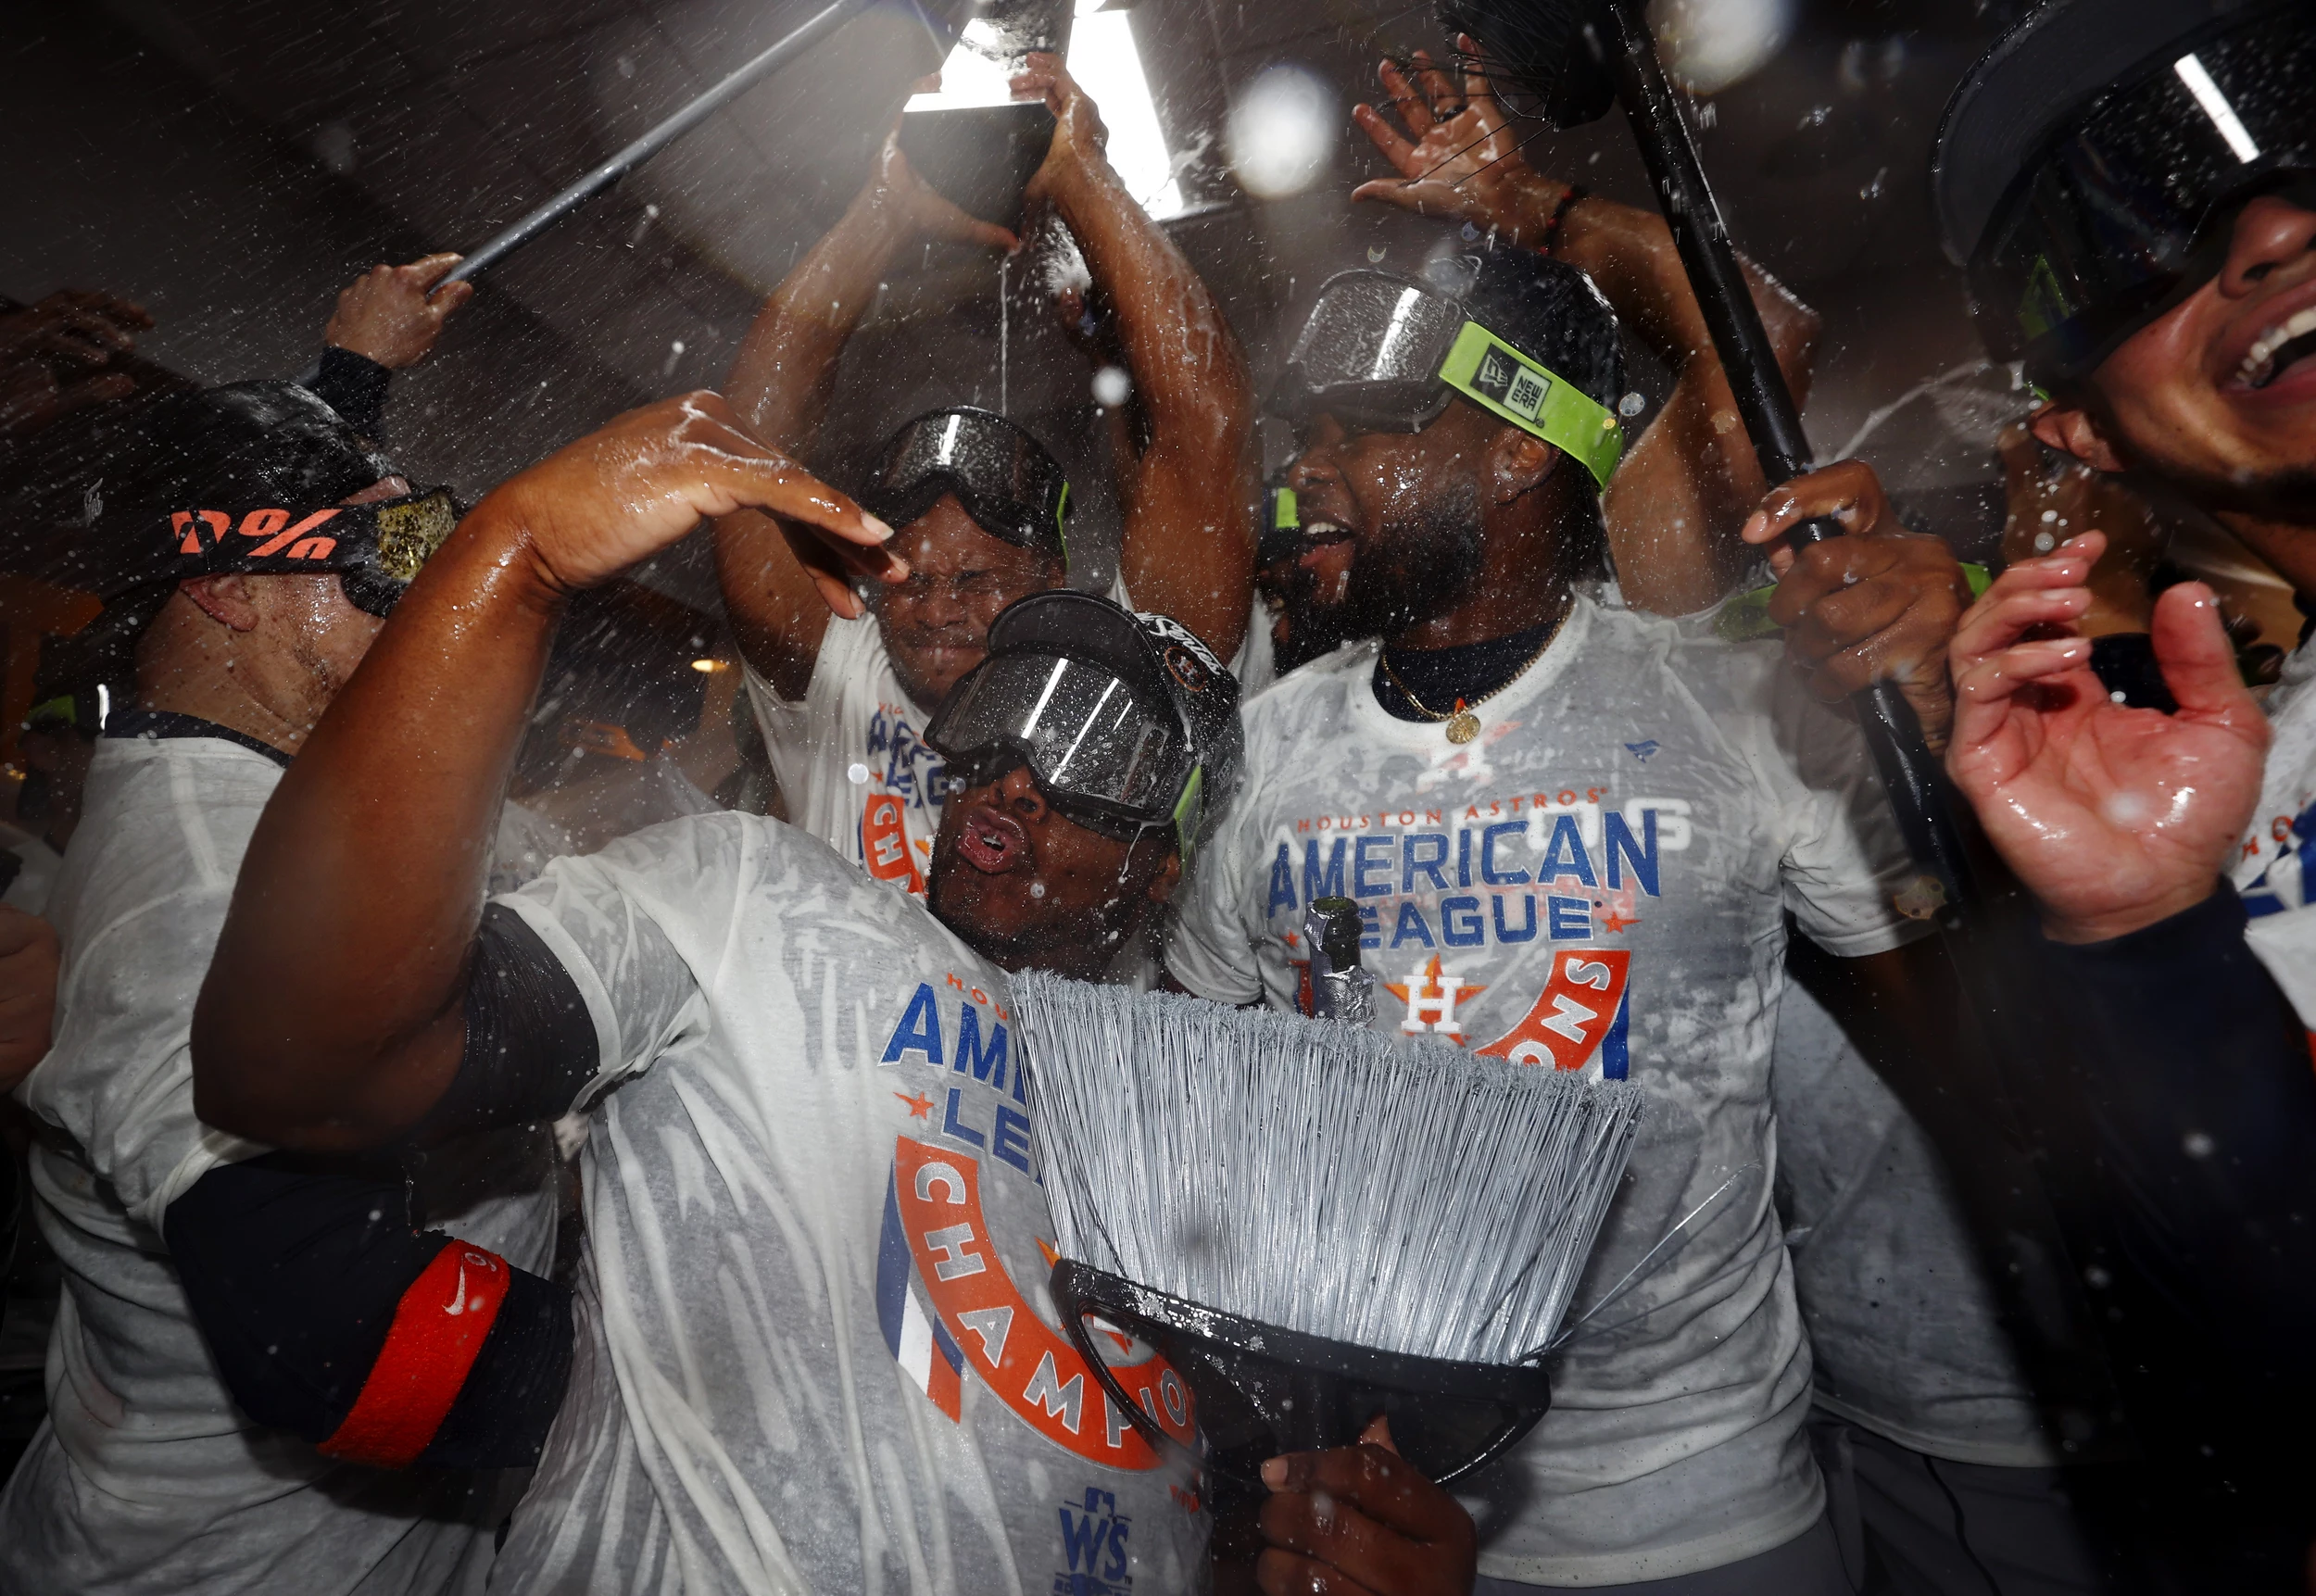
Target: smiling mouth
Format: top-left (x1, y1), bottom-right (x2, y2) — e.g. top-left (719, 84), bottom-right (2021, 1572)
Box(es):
top-left (955, 807), bottom-right (1030, 873)
top-left (2235, 306), bottom-right (2316, 390)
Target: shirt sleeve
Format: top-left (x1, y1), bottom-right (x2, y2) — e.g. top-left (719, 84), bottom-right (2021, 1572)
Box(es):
top-left (308, 346), bottom-right (393, 439)
top-left (489, 818), bottom-right (733, 1110)
top-left (1162, 746), bottom-right (1267, 1006)
top-left (1761, 666), bottom-right (1931, 959)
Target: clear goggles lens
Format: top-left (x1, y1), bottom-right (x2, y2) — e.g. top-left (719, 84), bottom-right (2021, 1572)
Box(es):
top-left (928, 650), bottom-right (1186, 822)
top-left (1271, 276), bottom-right (1468, 429)
top-left (862, 410), bottom-right (1069, 551)
top-left (1973, 7), bottom-right (2316, 376)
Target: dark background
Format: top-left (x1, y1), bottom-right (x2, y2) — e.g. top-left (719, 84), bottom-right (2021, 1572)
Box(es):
top-left (0, 0), bottom-right (2023, 605)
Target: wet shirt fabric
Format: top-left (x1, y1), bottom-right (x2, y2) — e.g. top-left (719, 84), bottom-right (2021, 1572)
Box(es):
top-left (743, 592), bottom-right (1270, 903)
top-left (1772, 985), bottom-right (2057, 1466)
top-left (486, 811), bottom-right (1206, 1595)
top-left (2233, 639), bottom-right (2316, 1025)
top-left (1164, 593), bottom-right (1926, 1586)
top-left (0, 725), bottom-right (553, 1596)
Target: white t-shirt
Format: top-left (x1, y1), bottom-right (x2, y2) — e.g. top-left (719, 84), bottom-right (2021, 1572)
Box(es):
top-left (486, 811), bottom-right (1206, 1593)
top-left (0, 723), bottom-right (558, 1596)
top-left (1164, 594), bottom-right (1926, 1586)
top-left (2234, 639), bottom-right (2316, 1023)
top-left (1771, 985), bottom-right (2058, 1466)
top-left (745, 592), bottom-right (1272, 901)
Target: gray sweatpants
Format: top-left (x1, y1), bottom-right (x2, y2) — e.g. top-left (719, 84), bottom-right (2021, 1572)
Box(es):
top-left (1474, 1513), bottom-right (1852, 1595)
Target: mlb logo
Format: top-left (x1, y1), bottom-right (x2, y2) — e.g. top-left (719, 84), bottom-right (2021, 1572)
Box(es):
top-left (1472, 346), bottom-right (1551, 422)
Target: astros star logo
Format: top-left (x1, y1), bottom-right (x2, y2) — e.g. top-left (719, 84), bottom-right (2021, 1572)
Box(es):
top-left (1387, 955), bottom-right (1485, 1041)
top-left (894, 1089), bottom-right (935, 1119)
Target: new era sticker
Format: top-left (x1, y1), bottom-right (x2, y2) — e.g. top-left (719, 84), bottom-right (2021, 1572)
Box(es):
top-left (1472, 347), bottom-right (1551, 422)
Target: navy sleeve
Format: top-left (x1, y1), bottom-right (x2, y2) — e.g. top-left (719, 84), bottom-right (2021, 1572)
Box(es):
top-left (164, 1150), bottom-right (571, 1469)
top-left (409, 901), bottom-right (602, 1146)
top-left (2027, 885), bottom-right (2316, 1463)
top-left (308, 346), bottom-right (393, 440)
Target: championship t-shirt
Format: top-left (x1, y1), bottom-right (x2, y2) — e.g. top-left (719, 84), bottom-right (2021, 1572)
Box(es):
top-left (488, 811), bottom-right (1206, 1594)
top-left (744, 593), bottom-right (1271, 901)
top-left (1164, 593), bottom-right (1927, 1586)
top-left (0, 723), bottom-right (558, 1596)
top-left (2233, 639), bottom-right (2316, 1024)
top-left (1772, 984), bottom-right (2058, 1466)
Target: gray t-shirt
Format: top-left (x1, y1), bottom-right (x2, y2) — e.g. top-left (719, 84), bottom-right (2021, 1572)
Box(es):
top-left (490, 812), bottom-right (1206, 1594)
top-left (1165, 594), bottom-right (1925, 1586)
top-left (1770, 984), bottom-right (2058, 1465)
top-left (0, 731), bottom-right (551, 1596)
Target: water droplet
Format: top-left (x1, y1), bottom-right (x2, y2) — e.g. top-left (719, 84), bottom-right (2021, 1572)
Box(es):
top-left (2184, 1130), bottom-right (2215, 1159)
top-left (2033, 532), bottom-right (2056, 553)
top-left (1617, 392), bottom-right (1645, 418)
top-left (847, 762), bottom-right (869, 785)
top-left (1366, 245), bottom-right (1386, 263)
top-left (1092, 366), bottom-right (1132, 408)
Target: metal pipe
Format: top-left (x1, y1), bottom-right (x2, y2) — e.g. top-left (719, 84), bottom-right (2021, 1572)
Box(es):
top-left (441, 0), bottom-right (868, 286)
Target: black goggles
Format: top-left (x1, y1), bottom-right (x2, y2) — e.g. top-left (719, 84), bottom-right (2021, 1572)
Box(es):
top-left (154, 487), bottom-right (459, 617)
top-left (1972, 6), bottom-right (2316, 382)
top-left (859, 408), bottom-right (1072, 561)
top-left (1269, 272), bottom-right (1623, 489)
top-left (926, 649), bottom-right (1198, 841)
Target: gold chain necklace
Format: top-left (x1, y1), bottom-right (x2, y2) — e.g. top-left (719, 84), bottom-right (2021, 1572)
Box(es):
top-left (1377, 608), bottom-right (1568, 745)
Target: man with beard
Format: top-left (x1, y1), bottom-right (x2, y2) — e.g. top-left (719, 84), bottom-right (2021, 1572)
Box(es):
top-left (183, 393), bottom-right (1480, 1595)
top-left (1163, 245), bottom-right (1971, 1593)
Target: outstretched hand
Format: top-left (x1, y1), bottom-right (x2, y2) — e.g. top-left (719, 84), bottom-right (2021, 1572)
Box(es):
top-left (1256, 1416), bottom-right (1478, 1595)
top-left (0, 288), bottom-right (152, 434)
top-left (1945, 531), bottom-right (2270, 943)
top-left (1742, 459), bottom-right (1971, 750)
top-left (465, 391), bottom-right (902, 616)
top-left (324, 255), bottom-right (473, 371)
top-left (1351, 38), bottom-right (1561, 244)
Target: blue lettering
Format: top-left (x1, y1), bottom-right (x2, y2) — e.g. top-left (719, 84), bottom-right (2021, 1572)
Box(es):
top-left (1402, 832), bottom-right (1450, 892)
top-left (1457, 828), bottom-right (1474, 887)
top-left (1605, 810), bottom-right (1660, 897)
top-left (1106, 1517), bottom-right (1130, 1580)
top-left (1360, 903), bottom-right (1381, 949)
top-left (1060, 1508), bottom-right (1104, 1573)
top-left (991, 1105), bottom-right (1033, 1175)
top-left (954, 1006), bottom-right (1008, 1090)
top-left (1602, 993), bottom-right (1630, 1079)
top-left (1548, 897), bottom-right (1592, 939)
top-left (1267, 843), bottom-right (1297, 919)
top-left (1538, 814), bottom-right (1598, 886)
top-left (1303, 838), bottom-right (1347, 903)
top-left (1494, 893), bottom-right (1539, 943)
top-left (882, 984), bottom-right (944, 1065)
top-left (1391, 901), bottom-right (1436, 949)
top-left (1354, 835), bottom-right (1394, 898)
top-left (941, 1087), bottom-right (986, 1149)
top-left (1481, 822), bottom-right (1530, 885)
top-left (1441, 896), bottom-right (1484, 947)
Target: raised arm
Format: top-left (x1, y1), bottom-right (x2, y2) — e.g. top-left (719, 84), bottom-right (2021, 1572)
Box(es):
top-left (1015, 56), bottom-right (1256, 661)
top-left (192, 395), bottom-right (899, 1150)
top-left (714, 121), bottom-right (1017, 698)
top-left (1354, 42), bottom-right (1818, 616)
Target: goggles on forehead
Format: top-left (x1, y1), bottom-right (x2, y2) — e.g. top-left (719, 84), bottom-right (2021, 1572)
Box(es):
top-left (1268, 272), bottom-right (1625, 490)
top-left (927, 650), bottom-right (1203, 850)
top-left (860, 407), bottom-right (1072, 562)
top-left (1969, 6), bottom-right (2316, 383)
top-left (152, 487), bottom-right (460, 617)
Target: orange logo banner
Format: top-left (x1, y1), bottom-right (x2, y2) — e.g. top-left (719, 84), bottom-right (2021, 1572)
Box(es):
top-left (892, 1137), bottom-right (1194, 1467)
top-left (1476, 949), bottom-right (1631, 1071)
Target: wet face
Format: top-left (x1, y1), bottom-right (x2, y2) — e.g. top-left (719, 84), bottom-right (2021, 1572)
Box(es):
top-left (1285, 404), bottom-right (1497, 638)
top-left (2062, 195), bottom-right (2316, 517)
top-left (871, 494), bottom-right (1065, 710)
top-left (927, 762), bottom-right (1179, 977)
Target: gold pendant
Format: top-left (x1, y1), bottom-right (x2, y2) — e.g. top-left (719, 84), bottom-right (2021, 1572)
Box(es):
top-left (1445, 710), bottom-right (1481, 745)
